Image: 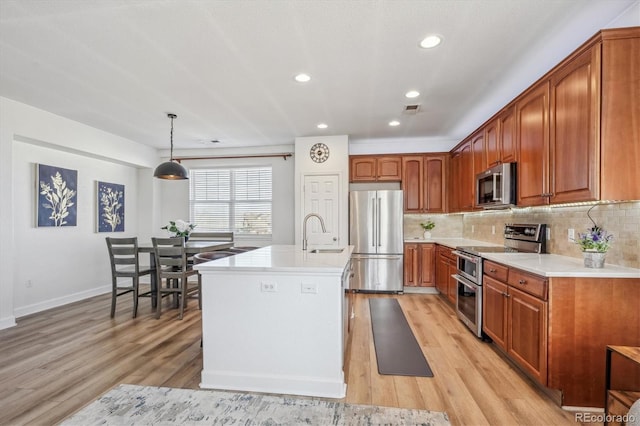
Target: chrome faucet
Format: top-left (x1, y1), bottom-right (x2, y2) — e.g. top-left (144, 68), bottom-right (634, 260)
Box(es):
top-left (302, 213), bottom-right (327, 251)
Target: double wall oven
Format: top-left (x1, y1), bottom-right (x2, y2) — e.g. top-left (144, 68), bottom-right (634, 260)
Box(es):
top-left (452, 223), bottom-right (547, 338)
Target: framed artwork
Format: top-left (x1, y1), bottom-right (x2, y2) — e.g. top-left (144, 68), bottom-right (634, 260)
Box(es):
top-left (36, 163), bottom-right (78, 227)
top-left (96, 181), bottom-right (125, 232)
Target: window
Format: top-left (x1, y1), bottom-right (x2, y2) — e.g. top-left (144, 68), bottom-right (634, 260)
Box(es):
top-left (189, 167), bottom-right (272, 235)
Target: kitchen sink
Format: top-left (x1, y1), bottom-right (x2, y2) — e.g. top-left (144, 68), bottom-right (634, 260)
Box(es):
top-left (309, 248), bottom-right (345, 254)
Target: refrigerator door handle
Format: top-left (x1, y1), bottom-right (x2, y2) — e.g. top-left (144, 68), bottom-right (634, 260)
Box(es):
top-left (377, 197), bottom-right (382, 247)
top-left (371, 197), bottom-right (376, 247)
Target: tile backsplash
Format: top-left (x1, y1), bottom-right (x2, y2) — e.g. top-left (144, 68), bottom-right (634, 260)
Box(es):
top-left (404, 201), bottom-right (640, 269)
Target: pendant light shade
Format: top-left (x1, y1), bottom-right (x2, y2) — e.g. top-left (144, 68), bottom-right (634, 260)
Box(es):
top-left (154, 113), bottom-right (188, 180)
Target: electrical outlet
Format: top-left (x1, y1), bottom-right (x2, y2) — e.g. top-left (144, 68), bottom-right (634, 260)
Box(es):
top-left (491, 225), bottom-right (496, 235)
top-left (546, 228), bottom-right (551, 240)
top-left (26, 279), bottom-right (32, 288)
top-left (471, 225), bottom-right (475, 234)
top-left (301, 282), bottom-right (317, 294)
top-left (260, 282), bottom-right (277, 292)
top-left (568, 228), bottom-right (575, 242)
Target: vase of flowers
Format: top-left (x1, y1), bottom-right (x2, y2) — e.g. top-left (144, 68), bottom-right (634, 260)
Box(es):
top-left (575, 225), bottom-right (613, 268)
top-left (162, 219), bottom-right (196, 241)
top-left (420, 220), bottom-right (435, 239)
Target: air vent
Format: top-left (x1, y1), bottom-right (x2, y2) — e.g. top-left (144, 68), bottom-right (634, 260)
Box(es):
top-left (403, 104), bottom-right (421, 115)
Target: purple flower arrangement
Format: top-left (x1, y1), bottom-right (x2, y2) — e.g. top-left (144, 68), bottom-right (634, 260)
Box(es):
top-left (575, 225), bottom-right (613, 253)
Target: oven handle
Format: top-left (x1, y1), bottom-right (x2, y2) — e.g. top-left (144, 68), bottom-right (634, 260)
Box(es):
top-left (492, 173), bottom-right (502, 201)
top-left (452, 274), bottom-right (480, 291)
top-left (452, 250), bottom-right (478, 263)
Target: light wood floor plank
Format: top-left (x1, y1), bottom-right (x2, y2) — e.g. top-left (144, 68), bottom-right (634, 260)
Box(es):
top-left (0, 292), bottom-right (595, 425)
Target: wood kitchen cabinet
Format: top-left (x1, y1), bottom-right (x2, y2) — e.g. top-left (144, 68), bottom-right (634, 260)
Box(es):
top-left (483, 259), bottom-right (640, 408)
top-left (350, 155), bottom-right (402, 182)
top-left (485, 106), bottom-right (517, 168)
top-left (404, 243), bottom-right (435, 287)
top-left (483, 262), bottom-right (549, 386)
top-left (435, 244), bottom-right (457, 303)
top-left (549, 45), bottom-right (599, 204)
top-left (514, 28), bottom-right (640, 206)
top-left (516, 81), bottom-right (550, 207)
top-left (450, 141), bottom-right (473, 212)
top-left (402, 154), bottom-right (447, 213)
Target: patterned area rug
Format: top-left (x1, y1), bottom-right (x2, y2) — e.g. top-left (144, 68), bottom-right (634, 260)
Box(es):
top-left (62, 384), bottom-right (450, 425)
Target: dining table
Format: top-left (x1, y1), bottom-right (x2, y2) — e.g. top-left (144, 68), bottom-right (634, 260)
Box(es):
top-left (138, 240), bottom-right (234, 308)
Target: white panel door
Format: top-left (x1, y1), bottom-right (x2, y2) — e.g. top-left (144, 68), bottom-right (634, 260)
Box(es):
top-left (303, 174), bottom-right (340, 247)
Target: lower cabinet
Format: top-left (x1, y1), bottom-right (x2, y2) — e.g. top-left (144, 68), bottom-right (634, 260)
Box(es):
top-left (482, 260), bottom-right (640, 408)
top-left (435, 245), bottom-right (457, 303)
top-left (404, 243), bottom-right (435, 287)
top-left (483, 262), bottom-right (548, 386)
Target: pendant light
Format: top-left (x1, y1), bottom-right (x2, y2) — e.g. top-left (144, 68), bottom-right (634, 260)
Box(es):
top-left (154, 113), bottom-right (189, 180)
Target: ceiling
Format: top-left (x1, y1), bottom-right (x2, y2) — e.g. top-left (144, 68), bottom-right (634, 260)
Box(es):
top-left (0, 0), bottom-right (637, 151)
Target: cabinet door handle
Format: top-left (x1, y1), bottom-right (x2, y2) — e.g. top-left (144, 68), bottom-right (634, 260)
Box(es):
top-left (518, 279), bottom-right (527, 285)
top-left (489, 268), bottom-right (497, 273)
top-left (502, 292), bottom-right (510, 298)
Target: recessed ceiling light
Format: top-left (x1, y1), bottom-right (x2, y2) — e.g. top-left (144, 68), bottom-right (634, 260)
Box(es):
top-left (419, 35), bottom-right (442, 49)
top-left (294, 73), bottom-right (311, 83)
top-left (317, 123), bottom-right (328, 129)
top-left (389, 120), bottom-right (400, 127)
top-left (405, 90), bottom-right (420, 98)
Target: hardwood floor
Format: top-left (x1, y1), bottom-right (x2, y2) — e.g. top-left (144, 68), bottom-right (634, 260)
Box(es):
top-left (0, 292), bottom-right (595, 425)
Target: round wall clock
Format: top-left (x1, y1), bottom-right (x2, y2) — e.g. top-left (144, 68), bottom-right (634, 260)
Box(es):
top-left (310, 143), bottom-right (330, 163)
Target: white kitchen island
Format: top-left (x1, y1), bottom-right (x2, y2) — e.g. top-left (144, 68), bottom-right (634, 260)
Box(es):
top-left (194, 244), bottom-right (354, 398)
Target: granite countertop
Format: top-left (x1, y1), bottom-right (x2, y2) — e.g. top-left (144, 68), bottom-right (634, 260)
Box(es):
top-left (194, 245), bottom-right (354, 274)
top-left (480, 252), bottom-right (640, 279)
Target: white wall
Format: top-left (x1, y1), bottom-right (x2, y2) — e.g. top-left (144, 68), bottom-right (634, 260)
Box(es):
top-left (0, 97), bottom-right (159, 328)
top-left (294, 135), bottom-right (350, 247)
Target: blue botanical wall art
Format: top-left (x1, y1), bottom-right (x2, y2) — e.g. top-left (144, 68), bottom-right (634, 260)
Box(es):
top-left (97, 181), bottom-right (125, 232)
top-left (37, 163), bottom-right (78, 227)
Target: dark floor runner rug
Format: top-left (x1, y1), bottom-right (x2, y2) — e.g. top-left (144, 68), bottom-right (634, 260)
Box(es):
top-left (369, 298), bottom-right (434, 377)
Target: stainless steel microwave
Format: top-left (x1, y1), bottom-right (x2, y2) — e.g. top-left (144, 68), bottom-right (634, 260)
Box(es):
top-left (475, 162), bottom-right (517, 209)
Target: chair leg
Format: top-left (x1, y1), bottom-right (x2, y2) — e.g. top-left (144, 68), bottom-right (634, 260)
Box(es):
top-left (155, 278), bottom-right (163, 319)
top-left (110, 281), bottom-right (117, 318)
top-left (132, 277), bottom-right (139, 319)
top-left (179, 277), bottom-right (186, 320)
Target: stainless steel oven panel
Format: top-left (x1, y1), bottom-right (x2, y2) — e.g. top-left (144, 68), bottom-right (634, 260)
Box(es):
top-left (452, 250), bottom-right (482, 285)
top-left (453, 274), bottom-right (483, 338)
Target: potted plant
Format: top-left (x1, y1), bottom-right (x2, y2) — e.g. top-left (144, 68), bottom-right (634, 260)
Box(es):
top-left (572, 205), bottom-right (614, 268)
top-left (420, 220), bottom-right (435, 239)
top-left (162, 219), bottom-right (196, 241)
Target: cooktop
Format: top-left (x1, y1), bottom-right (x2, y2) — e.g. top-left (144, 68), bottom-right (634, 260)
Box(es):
top-left (456, 246), bottom-right (520, 255)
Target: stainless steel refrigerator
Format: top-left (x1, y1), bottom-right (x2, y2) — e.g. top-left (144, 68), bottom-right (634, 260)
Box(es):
top-left (349, 190), bottom-right (404, 292)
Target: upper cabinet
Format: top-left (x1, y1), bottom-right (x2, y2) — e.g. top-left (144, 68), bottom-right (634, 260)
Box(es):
top-left (516, 28), bottom-right (640, 206)
top-left (549, 45), bottom-right (599, 204)
top-left (599, 29), bottom-right (640, 201)
top-left (350, 155), bottom-right (402, 182)
top-left (486, 106), bottom-right (517, 168)
top-left (402, 154), bottom-right (447, 213)
top-left (516, 81), bottom-right (551, 207)
top-left (450, 27), bottom-right (640, 210)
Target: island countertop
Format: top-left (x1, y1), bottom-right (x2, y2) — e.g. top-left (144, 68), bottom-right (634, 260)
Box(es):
top-left (194, 244), bottom-right (354, 274)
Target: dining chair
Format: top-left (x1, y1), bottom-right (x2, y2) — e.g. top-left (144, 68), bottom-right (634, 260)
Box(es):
top-left (105, 237), bottom-right (152, 318)
top-left (152, 237), bottom-right (201, 320)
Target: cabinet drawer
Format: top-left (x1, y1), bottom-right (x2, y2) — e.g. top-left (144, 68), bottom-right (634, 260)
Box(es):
top-left (508, 268), bottom-right (547, 300)
top-left (436, 245), bottom-right (455, 261)
top-left (484, 260), bottom-right (508, 282)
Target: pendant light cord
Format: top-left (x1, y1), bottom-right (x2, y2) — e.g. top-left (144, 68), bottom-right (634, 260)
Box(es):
top-left (168, 113), bottom-right (177, 161)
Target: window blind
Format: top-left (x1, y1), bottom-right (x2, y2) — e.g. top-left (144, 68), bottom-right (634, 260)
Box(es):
top-left (189, 167), bottom-right (272, 235)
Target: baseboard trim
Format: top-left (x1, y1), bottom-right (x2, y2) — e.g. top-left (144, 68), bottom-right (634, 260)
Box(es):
top-left (14, 285), bottom-right (110, 318)
top-left (0, 315), bottom-right (17, 330)
top-left (403, 287), bottom-right (439, 295)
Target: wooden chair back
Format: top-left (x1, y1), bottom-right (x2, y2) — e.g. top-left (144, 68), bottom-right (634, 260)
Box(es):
top-left (106, 237), bottom-right (140, 276)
